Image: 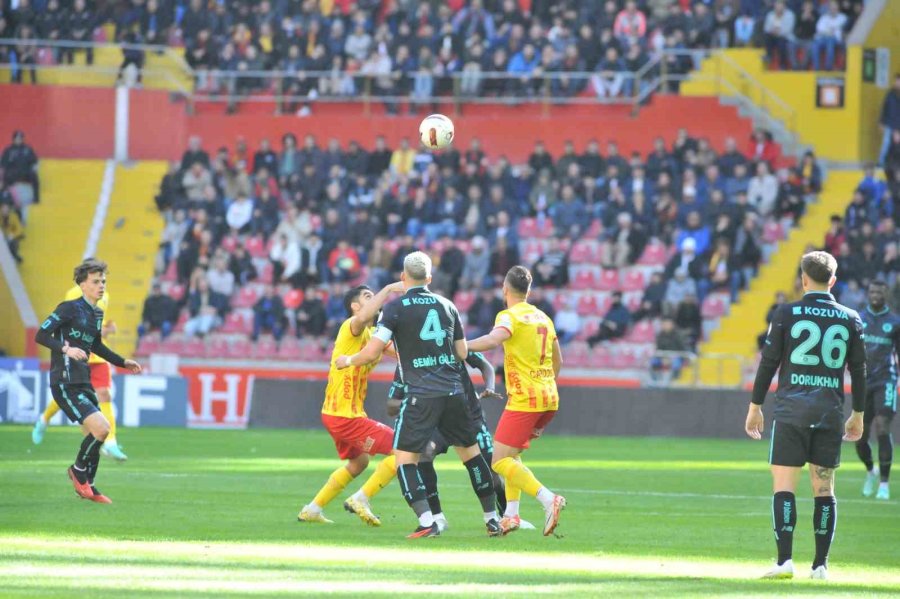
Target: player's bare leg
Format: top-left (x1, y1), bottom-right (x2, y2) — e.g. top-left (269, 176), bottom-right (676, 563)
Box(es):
top-left (808, 464), bottom-right (837, 579)
top-left (345, 453), bottom-right (397, 527)
top-left (762, 465), bottom-right (801, 579)
top-left (68, 411), bottom-right (113, 504)
top-left (492, 440), bottom-right (564, 536)
top-left (96, 387), bottom-right (127, 461)
top-left (454, 443), bottom-right (501, 536)
top-left (300, 454), bottom-right (369, 524)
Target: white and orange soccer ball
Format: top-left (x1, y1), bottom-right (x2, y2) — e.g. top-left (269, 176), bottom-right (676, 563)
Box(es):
top-left (419, 114), bottom-right (455, 150)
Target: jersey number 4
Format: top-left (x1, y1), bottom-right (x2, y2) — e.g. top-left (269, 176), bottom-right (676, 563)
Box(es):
top-left (419, 309), bottom-right (447, 347)
top-left (789, 320), bottom-right (849, 368)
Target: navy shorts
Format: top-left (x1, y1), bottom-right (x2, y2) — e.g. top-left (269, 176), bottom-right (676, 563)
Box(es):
top-left (51, 383), bottom-right (100, 424)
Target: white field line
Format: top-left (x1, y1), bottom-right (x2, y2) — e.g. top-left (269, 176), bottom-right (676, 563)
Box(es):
top-left (2, 537), bottom-right (900, 588)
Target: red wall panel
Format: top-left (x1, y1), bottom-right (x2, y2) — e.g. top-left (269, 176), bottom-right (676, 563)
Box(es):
top-left (0, 84), bottom-right (115, 157)
top-left (0, 84), bottom-right (752, 164)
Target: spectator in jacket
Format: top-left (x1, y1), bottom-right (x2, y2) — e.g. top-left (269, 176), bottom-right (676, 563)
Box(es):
top-left (252, 285), bottom-right (286, 341)
top-left (295, 289), bottom-right (327, 338)
top-left (587, 291), bottom-right (631, 348)
top-left (532, 237), bottom-right (569, 288)
top-left (1, 131), bottom-right (39, 203)
top-left (632, 271), bottom-right (667, 321)
top-left (554, 298), bottom-right (582, 346)
top-left (651, 318), bottom-right (689, 380)
top-left (748, 161), bottom-right (778, 216)
top-left (460, 236), bottom-right (491, 290)
top-left (763, 1), bottom-right (795, 67)
top-left (184, 277), bottom-right (229, 337)
top-left (880, 74), bottom-right (900, 167)
top-left (206, 256), bottom-right (235, 298)
top-left (674, 293), bottom-right (703, 349)
top-left (138, 282), bottom-right (178, 339)
top-left (812, 1), bottom-right (847, 71)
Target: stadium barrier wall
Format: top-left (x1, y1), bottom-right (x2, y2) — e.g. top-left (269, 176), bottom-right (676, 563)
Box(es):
top-left (0, 85), bottom-right (752, 165)
top-left (248, 379), bottom-right (900, 439)
top-left (0, 241), bottom-right (38, 358)
top-left (0, 358), bottom-right (187, 426)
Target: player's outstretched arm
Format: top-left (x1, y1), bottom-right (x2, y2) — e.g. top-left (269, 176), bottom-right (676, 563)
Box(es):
top-left (468, 327), bottom-right (511, 352)
top-left (349, 282), bottom-right (404, 336)
top-left (336, 337), bottom-right (387, 370)
top-left (35, 305), bottom-right (69, 354)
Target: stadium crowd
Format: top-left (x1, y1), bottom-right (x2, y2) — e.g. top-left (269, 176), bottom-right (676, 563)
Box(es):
top-left (0, 130), bottom-right (38, 264)
top-left (139, 126), bottom-right (823, 376)
top-left (1, 0), bottom-right (862, 94)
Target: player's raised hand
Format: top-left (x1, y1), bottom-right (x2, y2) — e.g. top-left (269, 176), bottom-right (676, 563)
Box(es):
top-left (478, 389), bottom-right (504, 402)
top-left (745, 404), bottom-right (764, 440)
top-left (124, 359), bottom-right (142, 374)
top-left (843, 411), bottom-right (864, 442)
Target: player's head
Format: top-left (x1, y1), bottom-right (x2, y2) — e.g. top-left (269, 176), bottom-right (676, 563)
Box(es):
top-left (343, 285), bottom-right (374, 318)
top-left (799, 251), bottom-right (837, 292)
top-left (74, 257), bottom-right (108, 303)
top-left (503, 265), bottom-right (532, 304)
top-left (402, 251), bottom-right (432, 287)
top-left (868, 280), bottom-right (888, 311)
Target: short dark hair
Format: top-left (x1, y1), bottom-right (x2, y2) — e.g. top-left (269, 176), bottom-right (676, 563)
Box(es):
top-left (505, 266), bottom-right (532, 296)
top-left (800, 251), bottom-right (837, 284)
top-left (869, 279), bottom-right (888, 289)
top-left (74, 258), bottom-right (108, 284)
top-left (343, 285), bottom-right (372, 317)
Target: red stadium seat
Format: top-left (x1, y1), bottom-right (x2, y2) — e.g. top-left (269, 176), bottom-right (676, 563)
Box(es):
top-left (226, 337), bottom-right (253, 359)
top-left (284, 288), bottom-right (305, 310)
top-left (233, 285), bottom-right (261, 308)
top-left (258, 261), bottom-right (274, 284)
top-left (565, 342), bottom-right (590, 367)
top-left (597, 269), bottom-right (621, 291)
top-left (762, 221), bottom-right (784, 243)
top-left (553, 291), bottom-right (573, 313)
top-left (252, 336), bottom-right (279, 360)
top-left (454, 290), bottom-right (475, 313)
top-left (610, 347), bottom-right (638, 369)
top-left (169, 283), bottom-right (187, 301)
top-left (244, 237), bottom-right (267, 258)
top-left (701, 294), bottom-right (729, 318)
top-left (577, 317), bottom-right (601, 341)
top-left (136, 334), bottom-right (161, 356)
top-left (521, 240), bottom-right (545, 264)
top-left (576, 293), bottom-right (601, 316)
top-left (571, 269), bottom-right (598, 290)
top-left (278, 337), bottom-right (303, 361)
top-left (588, 347), bottom-right (613, 369)
top-left (518, 218), bottom-right (538, 238)
top-left (220, 235), bottom-right (239, 253)
top-left (625, 320), bottom-right (656, 343)
top-left (160, 260), bottom-right (178, 282)
top-left (620, 269), bottom-right (647, 291)
top-left (181, 336), bottom-right (207, 358)
top-left (569, 241), bottom-right (598, 264)
top-left (638, 243), bottom-right (668, 266)
top-left (536, 218), bottom-right (555, 238)
top-left (221, 311), bottom-right (250, 334)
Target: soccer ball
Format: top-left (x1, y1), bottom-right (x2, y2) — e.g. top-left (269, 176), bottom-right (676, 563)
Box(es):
top-left (419, 114), bottom-right (455, 150)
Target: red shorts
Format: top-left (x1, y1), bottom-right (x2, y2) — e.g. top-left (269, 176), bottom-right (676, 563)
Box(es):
top-left (89, 362), bottom-right (113, 390)
top-left (494, 409), bottom-right (557, 450)
top-left (321, 414), bottom-right (394, 460)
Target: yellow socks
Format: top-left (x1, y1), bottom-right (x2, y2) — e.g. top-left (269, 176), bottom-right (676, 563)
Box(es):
top-left (312, 466), bottom-right (354, 508)
top-left (360, 455), bottom-right (396, 499)
top-left (506, 483), bottom-right (522, 503)
top-left (99, 402), bottom-right (117, 442)
top-left (41, 401), bottom-right (60, 423)
top-left (493, 457), bottom-right (543, 497)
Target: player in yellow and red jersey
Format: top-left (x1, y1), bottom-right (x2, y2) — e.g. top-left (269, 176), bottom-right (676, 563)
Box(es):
top-left (297, 281), bottom-right (404, 526)
top-left (32, 276), bottom-right (129, 461)
top-left (468, 266), bottom-right (566, 537)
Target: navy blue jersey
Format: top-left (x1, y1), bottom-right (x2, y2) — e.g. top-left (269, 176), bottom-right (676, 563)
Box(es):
top-left (375, 286), bottom-right (466, 399)
top-left (758, 291), bottom-right (866, 429)
top-left (35, 297), bottom-right (126, 386)
top-left (861, 306), bottom-right (900, 386)
top-left (390, 351), bottom-right (490, 422)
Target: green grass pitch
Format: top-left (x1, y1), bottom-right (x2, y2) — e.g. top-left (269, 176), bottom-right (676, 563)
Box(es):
top-left (1, 425), bottom-right (898, 597)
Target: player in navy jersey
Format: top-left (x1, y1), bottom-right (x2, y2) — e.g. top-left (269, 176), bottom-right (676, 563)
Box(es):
top-left (856, 281), bottom-right (900, 500)
top-left (746, 251), bottom-right (866, 581)
top-left (34, 259), bottom-right (142, 503)
top-left (335, 252), bottom-right (499, 538)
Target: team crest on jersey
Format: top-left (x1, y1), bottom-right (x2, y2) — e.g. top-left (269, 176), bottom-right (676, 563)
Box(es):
top-left (884, 323), bottom-right (893, 334)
